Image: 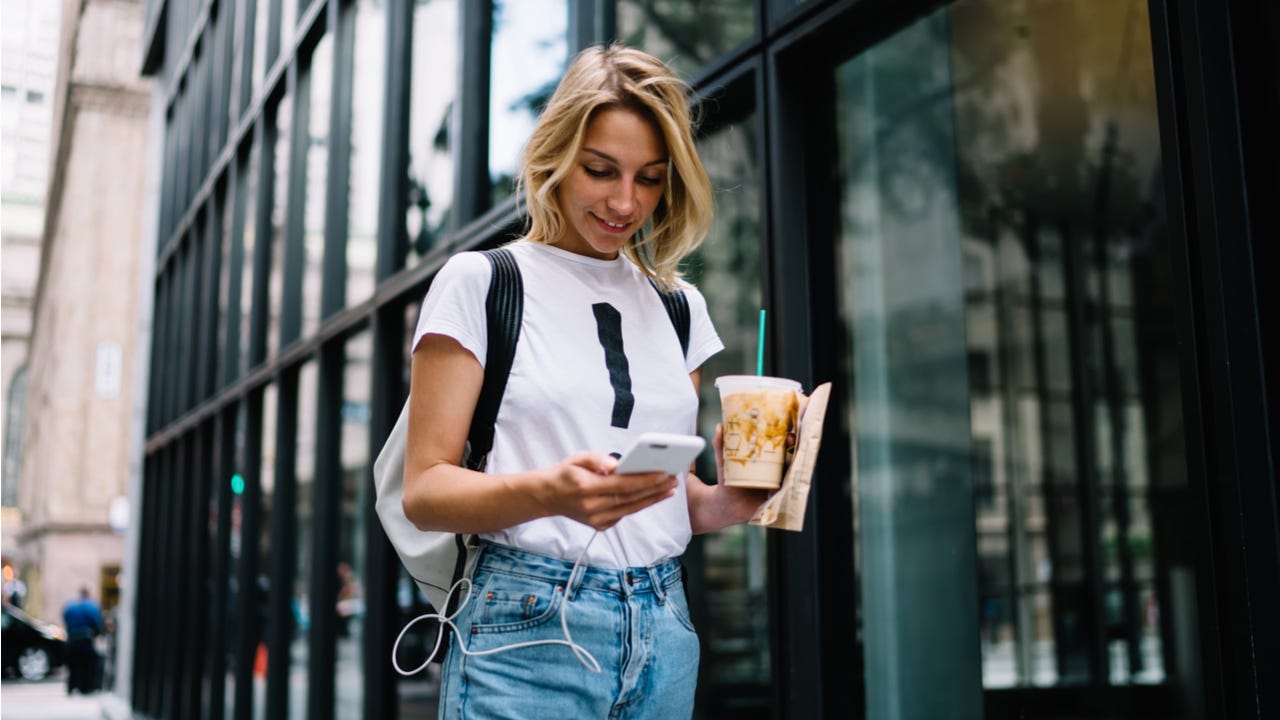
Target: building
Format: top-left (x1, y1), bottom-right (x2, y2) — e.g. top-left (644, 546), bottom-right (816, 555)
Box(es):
top-left (124, 0), bottom-right (1276, 718)
top-left (1, 0), bottom-right (61, 608)
top-left (6, 0), bottom-right (152, 638)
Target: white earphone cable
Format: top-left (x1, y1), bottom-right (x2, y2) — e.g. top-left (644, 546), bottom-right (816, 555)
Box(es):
top-left (391, 531), bottom-right (604, 676)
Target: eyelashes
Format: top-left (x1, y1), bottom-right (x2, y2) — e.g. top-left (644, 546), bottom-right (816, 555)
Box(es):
top-left (583, 166), bottom-right (664, 186)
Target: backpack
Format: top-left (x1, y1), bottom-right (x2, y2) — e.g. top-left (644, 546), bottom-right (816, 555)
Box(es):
top-left (372, 247), bottom-right (691, 615)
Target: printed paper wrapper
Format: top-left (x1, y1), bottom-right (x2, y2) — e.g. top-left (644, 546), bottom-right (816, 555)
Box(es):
top-left (749, 382), bottom-right (830, 532)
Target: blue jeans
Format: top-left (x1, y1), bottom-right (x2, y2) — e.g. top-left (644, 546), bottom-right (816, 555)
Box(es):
top-left (439, 541), bottom-right (700, 719)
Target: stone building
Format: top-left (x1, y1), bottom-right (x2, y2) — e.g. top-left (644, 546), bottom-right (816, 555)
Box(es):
top-left (12, 0), bottom-right (151, 631)
top-left (1, 0), bottom-right (61, 602)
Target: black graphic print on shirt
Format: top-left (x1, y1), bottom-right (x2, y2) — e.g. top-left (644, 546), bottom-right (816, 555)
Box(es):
top-left (592, 303), bottom-right (634, 428)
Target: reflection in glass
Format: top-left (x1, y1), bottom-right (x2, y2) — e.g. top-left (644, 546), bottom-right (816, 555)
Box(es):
top-left (228, 0), bottom-right (249, 128)
top-left (224, 404), bottom-right (247, 720)
top-left (204, 422), bottom-right (223, 714)
top-left (253, 384), bottom-right (277, 720)
top-left (338, 331), bottom-right (372, 717)
top-left (251, 0), bottom-right (270, 105)
top-left (346, 0), bottom-right (383, 305)
top-left (290, 361), bottom-right (318, 720)
top-left (406, 0), bottom-right (458, 264)
top-left (302, 36), bottom-right (332, 336)
top-left (616, 0), bottom-right (755, 81)
top-left (267, 96), bottom-right (292, 360)
top-left (834, 0), bottom-right (1195, 714)
top-left (238, 142), bottom-right (261, 378)
top-left (217, 184), bottom-right (234, 388)
top-left (685, 111), bottom-right (769, 712)
top-left (488, 0), bottom-right (566, 207)
top-left (280, 0), bottom-right (298, 57)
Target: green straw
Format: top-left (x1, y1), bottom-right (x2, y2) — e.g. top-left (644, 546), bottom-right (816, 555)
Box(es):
top-left (756, 309), bottom-right (766, 376)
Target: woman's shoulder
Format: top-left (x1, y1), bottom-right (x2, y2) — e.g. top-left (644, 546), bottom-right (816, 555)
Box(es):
top-left (433, 248), bottom-right (502, 290)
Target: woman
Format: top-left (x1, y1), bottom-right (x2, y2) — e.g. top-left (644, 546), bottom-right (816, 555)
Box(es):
top-left (403, 43), bottom-right (764, 718)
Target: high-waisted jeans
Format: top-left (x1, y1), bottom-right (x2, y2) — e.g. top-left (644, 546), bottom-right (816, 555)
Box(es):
top-left (438, 541), bottom-right (700, 719)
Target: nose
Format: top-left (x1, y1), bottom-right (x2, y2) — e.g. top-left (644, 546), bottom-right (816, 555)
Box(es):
top-left (606, 179), bottom-right (636, 216)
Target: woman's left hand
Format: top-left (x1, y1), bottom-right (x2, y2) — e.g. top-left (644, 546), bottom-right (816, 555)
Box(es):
top-left (687, 424), bottom-right (769, 533)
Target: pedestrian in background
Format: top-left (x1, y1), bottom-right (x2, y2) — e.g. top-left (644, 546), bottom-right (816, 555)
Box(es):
top-left (62, 586), bottom-right (103, 694)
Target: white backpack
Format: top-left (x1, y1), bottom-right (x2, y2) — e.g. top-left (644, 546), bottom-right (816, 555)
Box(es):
top-left (372, 248), bottom-right (523, 613)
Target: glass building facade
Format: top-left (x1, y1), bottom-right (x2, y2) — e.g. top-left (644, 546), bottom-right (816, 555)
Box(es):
top-left (133, 0), bottom-right (1277, 718)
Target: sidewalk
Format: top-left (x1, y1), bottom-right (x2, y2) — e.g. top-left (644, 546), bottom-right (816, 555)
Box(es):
top-left (0, 677), bottom-right (105, 720)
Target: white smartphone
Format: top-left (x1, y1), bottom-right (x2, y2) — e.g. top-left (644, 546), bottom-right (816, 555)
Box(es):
top-left (614, 432), bottom-right (706, 476)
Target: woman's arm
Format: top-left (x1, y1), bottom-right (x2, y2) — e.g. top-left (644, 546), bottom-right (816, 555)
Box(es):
top-left (685, 367), bottom-right (771, 534)
top-left (401, 333), bottom-right (677, 534)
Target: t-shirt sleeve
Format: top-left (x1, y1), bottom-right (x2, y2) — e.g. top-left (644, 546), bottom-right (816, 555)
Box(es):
top-left (682, 284), bottom-right (724, 373)
top-left (412, 251), bottom-right (492, 366)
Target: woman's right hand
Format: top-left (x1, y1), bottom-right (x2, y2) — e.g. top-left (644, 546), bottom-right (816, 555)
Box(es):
top-left (527, 453), bottom-right (678, 531)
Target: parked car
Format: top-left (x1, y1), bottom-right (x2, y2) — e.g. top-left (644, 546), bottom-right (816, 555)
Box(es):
top-left (2, 604), bottom-right (67, 681)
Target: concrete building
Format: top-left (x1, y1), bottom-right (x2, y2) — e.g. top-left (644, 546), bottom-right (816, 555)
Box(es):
top-left (8, 0), bottom-right (151, 642)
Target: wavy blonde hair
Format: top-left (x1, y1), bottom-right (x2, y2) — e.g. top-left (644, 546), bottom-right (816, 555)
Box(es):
top-left (518, 44), bottom-right (713, 291)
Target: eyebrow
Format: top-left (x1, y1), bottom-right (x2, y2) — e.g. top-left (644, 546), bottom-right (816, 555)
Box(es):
top-left (582, 148), bottom-right (669, 168)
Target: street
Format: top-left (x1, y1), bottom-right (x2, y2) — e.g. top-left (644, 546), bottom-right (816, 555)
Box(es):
top-left (0, 676), bottom-right (104, 720)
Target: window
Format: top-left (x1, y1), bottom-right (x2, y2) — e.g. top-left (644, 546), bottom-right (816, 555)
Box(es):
top-left (832, 0), bottom-right (1196, 714)
top-left (488, 0), bottom-right (567, 207)
top-left (3, 366), bottom-right (28, 507)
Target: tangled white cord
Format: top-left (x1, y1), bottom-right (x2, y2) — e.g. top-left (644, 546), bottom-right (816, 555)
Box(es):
top-left (391, 532), bottom-right (603, 676)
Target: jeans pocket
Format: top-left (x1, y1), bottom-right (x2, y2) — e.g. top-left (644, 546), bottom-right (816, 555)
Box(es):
top-left (469, 571), bottom-right (564, 634)
top-left (662, 578), bottom-right (698, 634)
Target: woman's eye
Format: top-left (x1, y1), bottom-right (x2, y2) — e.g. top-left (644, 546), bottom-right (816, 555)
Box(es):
top-left (638, 175), bottom-right (663, 187)
top-left (584, 167), bottom-right (610, 178)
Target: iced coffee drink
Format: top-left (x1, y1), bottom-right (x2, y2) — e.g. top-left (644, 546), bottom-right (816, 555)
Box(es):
top-left (715, 375), bottom-right (802, 490)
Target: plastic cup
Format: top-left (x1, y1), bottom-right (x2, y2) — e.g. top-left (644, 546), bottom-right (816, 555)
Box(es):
top-left (714, 375), bottom-right (802, 490)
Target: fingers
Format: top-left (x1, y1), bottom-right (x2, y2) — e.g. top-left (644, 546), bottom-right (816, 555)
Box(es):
top-left (713, 424), bottom-right (726, 482)
top-left (556, 452), bottom-right (680, 531)
top-left (582, 472), bottom-right (677, 531)
top-left (566, 451), bottom-right (618, 475)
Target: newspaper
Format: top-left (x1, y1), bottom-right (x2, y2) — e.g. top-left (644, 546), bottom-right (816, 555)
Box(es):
top-left (749, 382), bottom-right (831, 532)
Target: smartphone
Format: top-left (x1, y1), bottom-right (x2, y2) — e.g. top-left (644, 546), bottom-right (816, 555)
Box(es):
top-left (614, 432), bottom-right (706, 475)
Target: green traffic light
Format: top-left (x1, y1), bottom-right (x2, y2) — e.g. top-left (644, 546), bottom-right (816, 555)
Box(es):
top-left (231, 473), bottom-right (245, 495)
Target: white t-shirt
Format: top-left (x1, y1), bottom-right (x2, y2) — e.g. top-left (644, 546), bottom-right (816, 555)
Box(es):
top-left (412, 240), bottom-right (723, 568)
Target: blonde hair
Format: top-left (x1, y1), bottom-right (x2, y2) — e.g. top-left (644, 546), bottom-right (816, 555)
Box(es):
top-left (518, 44), bottom-right (713, 291)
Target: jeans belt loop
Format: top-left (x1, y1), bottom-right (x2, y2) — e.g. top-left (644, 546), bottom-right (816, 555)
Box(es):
top-left (647, 565), bottom-right (667, 605)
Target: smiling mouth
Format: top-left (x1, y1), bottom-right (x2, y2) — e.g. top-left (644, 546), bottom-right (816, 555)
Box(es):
top-left (594, 215), bottom-right (631, 233)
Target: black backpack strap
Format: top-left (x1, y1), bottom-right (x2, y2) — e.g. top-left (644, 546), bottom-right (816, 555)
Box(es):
top-left (649, 278), bottom-right (691, 359)
top-left (464, 247), bottom-right (523, 471)
top-left (444, 248), bottom-right (522, 620)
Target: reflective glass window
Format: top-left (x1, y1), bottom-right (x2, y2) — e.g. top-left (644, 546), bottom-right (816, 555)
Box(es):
top-left (347, 0), bottom-right (383, 305)
top-left (217, 182), bottom-right (235, 387)
top-left (224, 403), bottom-right (247, 719)
top-left (832, 0), bottom-right (1197, 715)
top-left (686, 108), bottom-right (768, 714)
top-left (238, 143), bottom-right (261, 378)
top-left (202, 423), bottom-right (221, 712)
top-left (281, 0), bottom-right (298, 57)
top-left (302, 37), bottom-right (332, 336)
top-left (406, 0), bottom-right (458, 264)
top-left (251, 0), bottom-right (271, 105)
top-left (290, 361), bottom-right (319, 719)
top-left (337, 330), bottom-right (372, 716)
top-left (253, 384), bottom-right (278, 720)
top-left (267, 96), bottom-right (292, 361)
top-left (615, 0), bottom-right (755, 81)
top-left (488, 0), bottom-right (567, 207)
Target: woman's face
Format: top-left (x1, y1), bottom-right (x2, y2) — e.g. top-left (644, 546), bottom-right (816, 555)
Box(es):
top-left (554, 107), bottom-right (669, 260)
